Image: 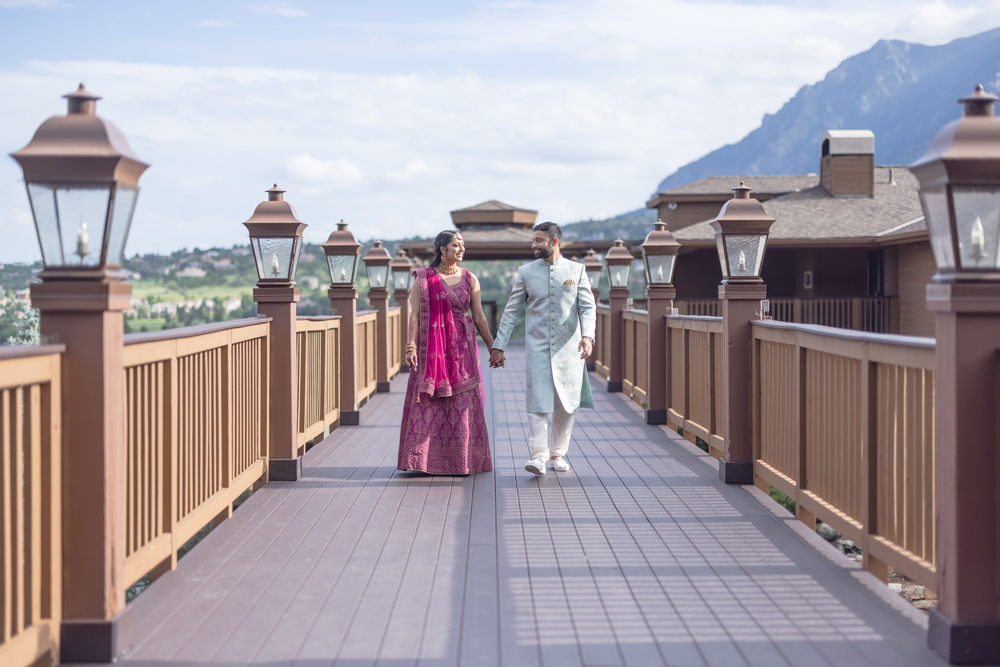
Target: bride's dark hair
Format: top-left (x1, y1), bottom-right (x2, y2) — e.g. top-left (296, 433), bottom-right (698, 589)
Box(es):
top-left (430, 230), bottom-right (460, 268)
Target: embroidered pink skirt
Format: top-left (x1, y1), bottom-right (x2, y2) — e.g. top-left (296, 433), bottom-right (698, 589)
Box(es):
top-left (397, 371), bottom-right (492, 475)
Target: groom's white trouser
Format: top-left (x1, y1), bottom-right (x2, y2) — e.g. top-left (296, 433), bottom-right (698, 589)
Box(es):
top-left (527, 393), bottom-right (575, 461)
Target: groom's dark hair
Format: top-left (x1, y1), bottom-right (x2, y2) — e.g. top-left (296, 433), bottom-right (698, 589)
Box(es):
top-left (533, 221), bottom-right (562, 241)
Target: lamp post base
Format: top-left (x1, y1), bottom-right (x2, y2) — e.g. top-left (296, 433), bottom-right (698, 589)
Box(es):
top-left (270, 457), bottom-right (302, 482)
top-left (377, 381), bottom-right (391, 393)
top-left (607, 381), bottom-right (622, 393)
top-left (61, 619), bottom-right (118, 663)
top-left (928, 608), bottom-right (1000, 665)
top-left (645, 409), bottom-right (667, 425)
top-left (718, 458), bottom-right (753, 485)
top-left (340, 410), bottom-right (360, 426)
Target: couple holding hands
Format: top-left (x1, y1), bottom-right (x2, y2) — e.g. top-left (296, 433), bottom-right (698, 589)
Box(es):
top-left (397, 221), bottom-right (597, 477)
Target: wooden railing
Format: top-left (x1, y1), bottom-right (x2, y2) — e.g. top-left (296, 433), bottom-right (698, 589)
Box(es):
top-left (594, 304), bottom-right (611, 379)
top-left (674, 299), bottom-right (720, 318)
top-left (752, 321), bottom-right (936, 588)
top-left (356, 310), bottom-right (378, 405)
top-left (621, 309), bottom-right (648, 405)
top-left (665, 316), bottom-right (725, 458)
top-left (387, 306), bottom-right (402, 378)
top-left (296, 317), bottom-right (341, 450)
top-left (0, 345), bottom-right (63, 667)
top-left (121, 318), bottom-right (271, 588)
top-left (675, 297), bottom-right (899, 333)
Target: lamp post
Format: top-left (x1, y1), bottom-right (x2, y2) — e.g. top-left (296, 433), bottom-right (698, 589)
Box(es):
top-left (710, 182), bottom-right (774, 485)
top-left (390, 250), bottom-right (415, 372)
top-left (582, 249), bottom-right (604, 371)
top-left (10, 84), bottom-right (148, 663)
top-left (363, 240), bottom-right (393, 392)
top-left (641, 220), bottom-right (680, 425)
top-left (604, 239), bottom-right (633, 392)
top-left (243, 184), bottom-right (306, 481)
top-left (323, 221), bottom-right (362, 424)
top-left (911, 84), bottom-right (1000, 664)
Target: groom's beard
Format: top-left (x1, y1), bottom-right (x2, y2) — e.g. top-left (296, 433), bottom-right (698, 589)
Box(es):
top-left (534, 243), bottom-right (553, 259)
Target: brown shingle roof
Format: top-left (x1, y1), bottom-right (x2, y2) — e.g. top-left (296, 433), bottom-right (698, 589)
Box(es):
top-left (659, 175), bottom-right (820, 196)
top-left (673, 167), bottom-right (925, 242)
top-left (452, 200), bottom-right (537, 214)
top-left (456, 227), bottom-right (535, 243)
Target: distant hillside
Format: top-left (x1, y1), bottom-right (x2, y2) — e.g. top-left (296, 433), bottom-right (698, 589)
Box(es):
top-left (561, 208), bottom-right (656, 242)
top-left (654, 28), bottom-right (1000, 193)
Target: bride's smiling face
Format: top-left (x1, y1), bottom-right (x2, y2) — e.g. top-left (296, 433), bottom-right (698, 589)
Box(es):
top-left (442, 235), bottom-right (465, 263)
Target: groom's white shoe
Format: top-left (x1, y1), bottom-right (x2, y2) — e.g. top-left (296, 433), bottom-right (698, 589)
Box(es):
top-left (525, 458), bottom-right (547, 476)
top-left (549, 457), bottom-right (569, 472)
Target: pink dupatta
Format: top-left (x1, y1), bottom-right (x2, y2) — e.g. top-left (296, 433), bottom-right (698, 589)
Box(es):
top-left (416, 267), bottom-right (480, 401)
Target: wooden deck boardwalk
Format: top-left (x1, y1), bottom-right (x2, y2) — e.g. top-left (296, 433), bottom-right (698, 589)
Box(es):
top-left (112, 342), bottom-right (946, 667)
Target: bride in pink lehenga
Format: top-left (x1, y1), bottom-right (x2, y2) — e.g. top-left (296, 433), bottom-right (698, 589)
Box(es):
top-left (397, 231), bottom-right (494, 475)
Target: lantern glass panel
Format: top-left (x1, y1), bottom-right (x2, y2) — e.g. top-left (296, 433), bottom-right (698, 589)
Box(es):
top-left (392, 268), bottom-right (413, 290)
top-left (644, 254), bottom-right (676, 285)
top-left (723, 234), bottom-right (767, 277)
top-left (327, 254), bottom-right (358, 285)
top-left (715, 234), bottom-right (727, 275)
top-left (610, 264), bottom-right (630, 288)
top-left (105, 187), bottom-right (138, 266)
top-left (251, 237), bottom-right (295, 281)
top-left (921, 186), bottom-right (955, 269)
top-left (953, 186), bottom-right (1000, 269)
top-left (289, 240), bottom-right (302, 281)
top-left (367, 264), bottom-right (389, 289)
top-left (586, 266), bottom-right (602, 290)
top-left (27, 183), bottom-right (111, 267)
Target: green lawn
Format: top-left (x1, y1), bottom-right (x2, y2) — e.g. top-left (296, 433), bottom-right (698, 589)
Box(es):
top-left (129, 281), bottom-right (253, 303)
top-left (127, 318), bottom-right (167, 332)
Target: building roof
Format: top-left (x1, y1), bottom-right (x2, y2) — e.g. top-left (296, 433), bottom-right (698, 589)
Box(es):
top-left (654, 174), bottom-right (820, 198)
top-left (451, 200), bottom-right (537, 214)
top-left (673, 166), bottom-right (925, 245)
top-left (450, 199), bottom-right (539, 230)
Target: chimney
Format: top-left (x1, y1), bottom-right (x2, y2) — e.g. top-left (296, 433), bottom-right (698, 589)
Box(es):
top-left (820, 130), bottom-right (875, 197)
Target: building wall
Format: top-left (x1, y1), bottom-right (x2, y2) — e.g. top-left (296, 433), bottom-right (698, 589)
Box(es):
top-left (897, 240), bottom-right (937, 338)
top-left (658, 200), bottom-right (728, 232)
top-left (673, 249), bottom-right (722, 299)
top-left (815, 248), bottom-right (869, 297)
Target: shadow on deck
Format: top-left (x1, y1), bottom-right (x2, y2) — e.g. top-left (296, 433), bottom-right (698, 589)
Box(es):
top-left (108, 342), bottom-right (945, 667)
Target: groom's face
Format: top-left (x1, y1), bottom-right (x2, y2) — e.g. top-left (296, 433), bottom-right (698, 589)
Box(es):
top-left (532, 231), bottom-right (556, 259)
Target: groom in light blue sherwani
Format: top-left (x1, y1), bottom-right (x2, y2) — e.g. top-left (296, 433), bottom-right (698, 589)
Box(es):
top-left (490, 222), bottom-right (597, 476)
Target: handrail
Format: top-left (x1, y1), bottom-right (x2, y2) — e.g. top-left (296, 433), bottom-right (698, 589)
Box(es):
top-left (121, 319), bottom-right (271, 589)
top-left (665, 315), bottom-right (725, 457)
top-left (356, 311), bottom-right (378, 404)
top-left (621, 309), bottom-right (648, 405)
top-left (295, 317), bottom-right (341, 449)
top-left (0, 343), bottom-right (66, 359)
top-left (124, 316), bottom-right (272, 345)
top-left (675, 297), bottom-right (899, 334)
top-left (594, 304), bottom-right (611, 379)
top-left (0, 348), bottom-right (62, 667)
top-left (751, 320), bottom-right (936, 589)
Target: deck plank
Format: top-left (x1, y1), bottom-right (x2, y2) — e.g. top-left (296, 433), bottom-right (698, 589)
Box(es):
top-left (111, 342), bottom-right (948, 667)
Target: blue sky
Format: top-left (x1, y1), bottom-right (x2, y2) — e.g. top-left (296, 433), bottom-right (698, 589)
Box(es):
top-left (2, 0), bottom-right (999, 262)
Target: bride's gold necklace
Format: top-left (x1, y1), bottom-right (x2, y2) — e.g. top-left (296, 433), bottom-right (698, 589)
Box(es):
top-left (437, 263), bottom-right (460, 276)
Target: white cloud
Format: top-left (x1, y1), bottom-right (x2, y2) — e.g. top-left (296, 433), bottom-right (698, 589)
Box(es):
top-left (387, 158), bottom-right (429, 183)
top-left (286, 154), bottom-right (364, 185)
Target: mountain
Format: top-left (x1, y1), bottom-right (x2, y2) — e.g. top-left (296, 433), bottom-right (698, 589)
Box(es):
top-left (653, 28), bottom-right (1000, 194)
top-left (561, 207), bottom-right (656, 242)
